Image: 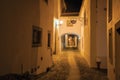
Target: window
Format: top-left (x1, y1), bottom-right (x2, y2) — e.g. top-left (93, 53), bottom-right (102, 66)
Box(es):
top-left (32, 26), bottom-right (42, 47)
top-left (47, 31), bottom-right (51, 47)
top-left (108, 0), bottom-right (112, 22)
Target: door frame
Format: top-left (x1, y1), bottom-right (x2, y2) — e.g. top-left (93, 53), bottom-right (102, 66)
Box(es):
top-left (115, 20), bottom-right (120, 80)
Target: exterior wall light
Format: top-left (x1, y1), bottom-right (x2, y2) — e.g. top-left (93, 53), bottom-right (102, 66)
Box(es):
top-left (59, 20), bottom-right (63, 25)
top-left (96, 57), bottom-right (101, 70)
top-left (56, 20), bottom-right (63, 26)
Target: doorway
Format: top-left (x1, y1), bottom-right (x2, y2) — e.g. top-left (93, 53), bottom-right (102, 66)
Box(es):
top-left (61, 34), bottom-right (79, 50)
top-left (109, 28), bottom-right (113, 65)
top-left (115, 20), bottom-right (120, 80)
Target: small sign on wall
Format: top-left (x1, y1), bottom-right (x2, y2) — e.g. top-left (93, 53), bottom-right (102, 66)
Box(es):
top-left (67, 20), bottom-right (73, 27)
top-left (67, 18), bottom-right (77, 27)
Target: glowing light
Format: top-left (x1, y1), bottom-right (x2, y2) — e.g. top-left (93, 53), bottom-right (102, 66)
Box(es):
top-left (56, 20), bottom-right (59, 25)
top-left (59, 20), bottom-right (63, 24)
top-left (78, 36), bottom-right (81, 40)
top-left (55, 20), bottom-right (63, 26)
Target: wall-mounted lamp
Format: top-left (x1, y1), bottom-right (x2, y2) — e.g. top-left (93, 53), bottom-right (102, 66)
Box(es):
top-left (59, 20), bottom-right (63, 25)
top-left (56, 20), bottom-right (63, 26)
top-left (96, 57), bottom-right (101, 70)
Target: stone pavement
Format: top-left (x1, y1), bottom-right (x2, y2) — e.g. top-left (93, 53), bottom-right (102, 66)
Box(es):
top-left (0, 51), bottom-right (108, 80)
top-left (67, 53), bottom-right (80, 80)
top-left (37, 51), bottom-right (108, 80)
top-left (37, 53), bottom-right (70, 80)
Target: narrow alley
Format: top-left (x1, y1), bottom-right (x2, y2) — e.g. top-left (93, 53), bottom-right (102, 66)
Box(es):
top-left (37, 51), bottom-right (108, 80)
top-left (1, 0), bottom-right (120, 80)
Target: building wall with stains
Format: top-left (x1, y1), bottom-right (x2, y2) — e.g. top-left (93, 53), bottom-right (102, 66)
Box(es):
top-left (58, 17), bottom-right (82, 52)
top-left (37, 0), bottom-right (54, 74)
top-left (107, 0), bottom-right (120, 80)
top-left (81, 0), bottom-right (107, 69)
top-left (0, 0), bottom-right (54, 75)
top-left (80, 0), bottom-right (91, 67)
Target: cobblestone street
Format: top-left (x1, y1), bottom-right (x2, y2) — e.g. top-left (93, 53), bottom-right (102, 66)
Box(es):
top-left (0, 51), bottom-right (108, 80)
top-left (37, 51), bottom-right (108, 80)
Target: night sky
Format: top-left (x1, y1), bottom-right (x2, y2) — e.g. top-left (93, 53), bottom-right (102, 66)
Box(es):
top-left (64, 0), bottom-right (83, 12)
top-left (61, 0), bottom-right (83, 16)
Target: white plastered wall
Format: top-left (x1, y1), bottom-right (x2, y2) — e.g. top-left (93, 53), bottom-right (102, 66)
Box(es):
top-left (58, 17), bottom-right (82, 53)
top-left (0, 0), bottom-right (54, 75)
top-left (107, 0), bottom-right (120, 80)
top-left (81, 0), bottom-right (107, 68)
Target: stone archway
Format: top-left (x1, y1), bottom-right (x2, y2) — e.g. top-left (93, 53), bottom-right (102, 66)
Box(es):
top-left (61, 33), bottom-right (79, 50)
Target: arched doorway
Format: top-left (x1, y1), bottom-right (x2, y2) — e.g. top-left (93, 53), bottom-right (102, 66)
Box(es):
top-left (61, 33), bottom-right (80, 50)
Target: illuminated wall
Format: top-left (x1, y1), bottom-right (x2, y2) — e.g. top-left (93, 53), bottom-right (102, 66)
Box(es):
top-left (0, 0), bottom-right (53, 75)
top-left (80, 0), bottom-right (91, 66)
top-left (37, 0), bottom-right (54, 74)
top-left (58, 17), bottom-right (82, 52)
top-left (107, 0), bottom-right (120, 80)
top-left (80, 0), bottom-right (107, 68)
top-left (95, 0), bottom-right (107, 69)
